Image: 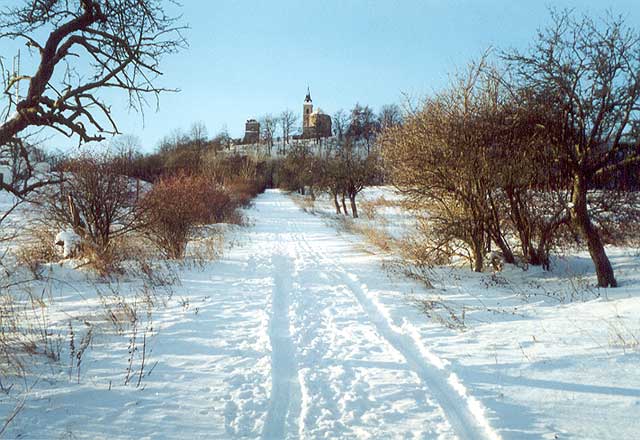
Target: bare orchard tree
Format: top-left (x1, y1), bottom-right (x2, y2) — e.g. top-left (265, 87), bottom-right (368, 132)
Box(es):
top-left (480, 79), bottom-right (572, 269)
top-left (381, 60), bottom-right (497, 272)
top-left (319, 155), bottom-right (347, 215)
top-left (339, 142), bottom-right (379, 218)
top-left (347, 104), bottom-right (379, 154)
top-left (279, 109), bottom-right (297, 152)
top-left (0, 0), bottom-right (186, 149)
top-left (332, 109), bottom-right (348, 141)
top-left (504, 10), bottom-right (640, 287)
top-left (260, 114), bottom-right (277, 156)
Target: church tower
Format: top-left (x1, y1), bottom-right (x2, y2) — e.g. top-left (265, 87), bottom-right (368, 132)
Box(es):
top-left (303, 87), bottom-right (313, 132)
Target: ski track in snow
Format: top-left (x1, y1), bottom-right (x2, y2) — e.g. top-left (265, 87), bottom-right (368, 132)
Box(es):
top-left (262, 250), bottom-right (301, 439)
top-left (288, 215), bottom-right (497, 440)
top-left (254, 192), bottom-right (498, 439)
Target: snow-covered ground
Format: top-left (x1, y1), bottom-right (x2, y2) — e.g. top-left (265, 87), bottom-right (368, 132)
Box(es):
top-left (1, 189), bottom-right (639, 439)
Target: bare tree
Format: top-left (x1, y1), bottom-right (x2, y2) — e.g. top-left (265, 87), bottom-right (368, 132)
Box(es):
top-left (378, 104), bottom-right (403, 130)
top-left (504, 10), bottom-right (640, 287)
top-left (381, 61), bottom-right (497, 271)
top-left (111, 134), bottom-right (142, 161)
top-left (0, 0), bottom-right (185, 148)
top-left (347, 104), bottom-right (379, 154)
top-left (189, 121), bottom-right (208, 149)
top-left (339, 142), bottom-right (379, 218)
top-left (332, 109), bottom-right (348, 141)
top-left (319, 156), bottom-right (347, 214)
top-left (279, 109), bottom-right (297, 152)
top-left (260, 114), bottom-right (277, 156)
top-left (474, 74), bottom-right (573, 269)
top-left (209, 128), bottom-right (231, 154)
top-left (279, 142), bottom-right (313, 195)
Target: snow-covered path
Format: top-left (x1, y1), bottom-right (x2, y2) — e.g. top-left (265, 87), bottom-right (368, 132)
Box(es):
top-left (221, 191), bottom-right (497, 439)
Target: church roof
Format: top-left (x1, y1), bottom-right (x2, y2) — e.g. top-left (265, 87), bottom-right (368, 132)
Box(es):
top-left (304, 86), bottom-right (312, 103)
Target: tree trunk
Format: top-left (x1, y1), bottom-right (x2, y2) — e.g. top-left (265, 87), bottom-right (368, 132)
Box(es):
top-left (341, 193), bottom-right (348, 216)
top-left (349, 193), bottom-right (358, 218)
top-left (490, 229), bottom-right (515, 265)
top-left (470, 223), bottom-right (485, 272)
top-left (487, 192), bottom-right (515, 264)
top-left (333, 192), bottom-right (341, 214)
top-left (571, 175), bottom-right (617, 287)
top-left (472, 241), bottom-right (484, 272)
top-left (535, 240), bottom-right (550, 271)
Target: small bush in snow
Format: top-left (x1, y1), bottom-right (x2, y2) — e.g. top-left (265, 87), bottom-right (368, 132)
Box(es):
top-left (140, 174), bottom-right (234, 259)
top-left (42, 152), bottom-right (143, 254)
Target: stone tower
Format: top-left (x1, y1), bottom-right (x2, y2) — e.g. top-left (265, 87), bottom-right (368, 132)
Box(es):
top-left (303, 87), bottom-right (313, 130)
top-left (243, 119), bottom-right (260, 144)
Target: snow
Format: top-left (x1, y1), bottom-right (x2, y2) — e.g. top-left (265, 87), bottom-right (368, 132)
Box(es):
top-left (1, 189), bottom-right (639, 439)
top-left (33, 161), bottom-right (51, 174)
top-left (54, 229), bottom-right (81, 257)
top-left (0, 165), bottom-right (11, 182)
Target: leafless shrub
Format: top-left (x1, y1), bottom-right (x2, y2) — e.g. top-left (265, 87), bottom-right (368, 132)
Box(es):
top-left (381, 58), bottom-right (507, 272)
top-left (140, 173), bottom-right (236, 259)
top-left (41, 152), bottom-right (144, 254)
top-left (201, 153), bottom-right (269, 201)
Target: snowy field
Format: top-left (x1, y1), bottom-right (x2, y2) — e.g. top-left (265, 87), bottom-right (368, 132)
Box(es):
top-left (1, 189), bottom-right (639, 439)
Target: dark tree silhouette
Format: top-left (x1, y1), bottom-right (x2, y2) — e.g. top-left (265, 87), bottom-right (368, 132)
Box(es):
top-left (0, 0), bottom-right (186, 148)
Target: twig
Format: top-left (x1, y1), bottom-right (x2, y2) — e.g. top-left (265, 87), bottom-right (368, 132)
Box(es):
top-left (0, 397), bottom-right (26, 437)
top-left (136, 332), bottom-right (146, 388)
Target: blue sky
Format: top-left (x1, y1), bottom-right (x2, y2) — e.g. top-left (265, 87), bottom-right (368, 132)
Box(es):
top-left (3, 0), bottom-right (640, 151)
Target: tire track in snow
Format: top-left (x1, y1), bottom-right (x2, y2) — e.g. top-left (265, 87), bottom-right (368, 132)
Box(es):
top-left (262, 252), bottom-right (299, 439)
top-left (288, 205), bottom-right (499, 440)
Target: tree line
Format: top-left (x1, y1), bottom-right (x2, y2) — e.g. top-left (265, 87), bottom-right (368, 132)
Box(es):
top-left (381, 10), bottom-right (640, 288)
top-left (275, 10), bottom-right (640, 289)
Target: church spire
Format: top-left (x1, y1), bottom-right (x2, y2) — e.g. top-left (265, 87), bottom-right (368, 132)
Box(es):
top-left (305, 86), bottom-right (312, 103)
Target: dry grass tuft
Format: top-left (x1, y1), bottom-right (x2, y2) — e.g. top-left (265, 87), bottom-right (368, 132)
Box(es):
top-left (290, 194), bottom-right (316, 214)
top-left (14, 226), bottom-right (59, 278)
